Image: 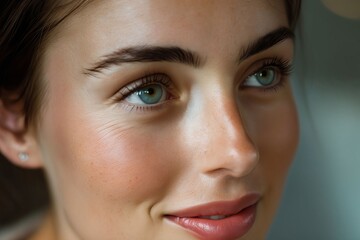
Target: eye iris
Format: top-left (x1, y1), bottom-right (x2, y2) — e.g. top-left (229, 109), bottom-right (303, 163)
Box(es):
top-left (255, 68), bottom-right (275, 86)
top-left (137, 84), bottom-right (163, 104)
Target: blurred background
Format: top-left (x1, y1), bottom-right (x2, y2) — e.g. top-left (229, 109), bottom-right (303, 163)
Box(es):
top-left (268, 0), bottom-right (360, 239)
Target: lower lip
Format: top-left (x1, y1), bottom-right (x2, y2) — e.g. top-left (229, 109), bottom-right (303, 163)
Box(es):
top-left (166, 203), bottom-right (257, 240)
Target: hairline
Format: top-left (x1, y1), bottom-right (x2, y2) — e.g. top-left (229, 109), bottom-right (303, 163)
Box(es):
top-left (25, 0), bottom-right (93, 131)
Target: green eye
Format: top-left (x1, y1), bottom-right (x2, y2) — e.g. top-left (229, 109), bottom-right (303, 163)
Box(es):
top-left (243, 68), bottom-right (278, 87)
top-left (126, 84), bottom-right (166, 105)
top-left (254, 69), bottom-right (275, 86)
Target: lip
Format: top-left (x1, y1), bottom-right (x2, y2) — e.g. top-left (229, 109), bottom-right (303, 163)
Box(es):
top-left (164, 193), bottom-right (260, 240)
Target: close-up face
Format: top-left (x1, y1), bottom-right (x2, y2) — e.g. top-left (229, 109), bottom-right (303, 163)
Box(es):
top-left (34, 0), bottom-right (299, 239)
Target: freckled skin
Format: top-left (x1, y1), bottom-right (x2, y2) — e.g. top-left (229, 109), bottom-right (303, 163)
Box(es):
top-left (33, 0), bottom-right (298, 239)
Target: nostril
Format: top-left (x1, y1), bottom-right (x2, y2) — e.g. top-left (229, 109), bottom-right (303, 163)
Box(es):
top-left (226, 146), bottom-right (259, 177)
top-left (200, 142), bottom-right (259, 179)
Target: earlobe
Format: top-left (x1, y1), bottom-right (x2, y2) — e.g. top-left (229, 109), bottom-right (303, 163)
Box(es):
top-left (0, 99), bottom-right (43, 169)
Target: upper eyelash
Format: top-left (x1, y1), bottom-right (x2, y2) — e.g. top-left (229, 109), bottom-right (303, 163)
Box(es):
top-left (117, 73), bottom-right (172, 100)
top-left (256, 57), bottom-right (293, 76)
top-left (117, 57), bottom-right (292, 103)
top-left (242, 57), bottom-right (293, 92)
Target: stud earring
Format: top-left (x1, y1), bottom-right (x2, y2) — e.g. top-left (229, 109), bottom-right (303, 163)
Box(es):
top-left (18, 152), bottom-right (29, 162)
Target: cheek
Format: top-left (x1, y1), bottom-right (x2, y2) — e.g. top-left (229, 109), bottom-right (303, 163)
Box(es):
top-left (241, 92), bottom-right (299, 234)
top-left (252, 97), bottom-right (298, 227)
top-left (243, 92), bottom-right (299, 180)
top-left (39, 59), bottom-right (178, 204)
top-left (65, 123), bottom-right (177, 202)
top-left (40, 94), bottom-right (177, 206)
top-left (263, 100), bottom-right (299, 175)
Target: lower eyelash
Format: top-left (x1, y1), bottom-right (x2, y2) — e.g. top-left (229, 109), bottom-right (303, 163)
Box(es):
top-left (117, 58), bottom-right (292, 112)
top-left (117, 73), bottom-right (172, 101)
top-left (119, 103), bottom-right (165, 113)
top-left (257, 57), bottom-right (293, 92)
top-left (114, 73), bottom-right (175, 112)
top-left (261, 76), bottom-right (288, 93)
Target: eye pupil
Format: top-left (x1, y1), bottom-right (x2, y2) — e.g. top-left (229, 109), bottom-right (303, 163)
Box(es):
top-left (255, 69), bottom-right (275, 86)
top-left (146, 88), bottom-right (155, 95)
top-left (137, 84), bottom-right (164, 104)
top-left (139, 86), bottom-right (156, 97)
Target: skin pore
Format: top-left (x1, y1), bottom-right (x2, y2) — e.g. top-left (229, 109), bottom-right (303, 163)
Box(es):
top-left (23, 0), bottom-right (299, 239)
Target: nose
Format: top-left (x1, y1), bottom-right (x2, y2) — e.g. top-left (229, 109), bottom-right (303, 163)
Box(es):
top-left (186, 92), bottom-right (259, 179)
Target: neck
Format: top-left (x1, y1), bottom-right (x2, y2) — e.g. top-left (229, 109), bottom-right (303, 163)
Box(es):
top-left (28, 209), bottom-right (56, 240)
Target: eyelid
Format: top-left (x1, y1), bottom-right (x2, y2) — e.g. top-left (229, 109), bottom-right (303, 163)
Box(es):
top-left (115, 73), bottom-right (173, 101)
top-left (248, 57), bottom-right (292, 77)
top-left (243, 67), bottom-right (280, 87)
top-left (240, 56), bottom-right (293, 90)
top-left (111, 72), bottom-right (179, 112)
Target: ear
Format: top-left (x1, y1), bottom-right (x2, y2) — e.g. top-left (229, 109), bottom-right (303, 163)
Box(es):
top-left (0, 99), bottom-right (43, 168)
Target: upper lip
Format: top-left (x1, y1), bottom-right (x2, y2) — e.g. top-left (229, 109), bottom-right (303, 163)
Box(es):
top-left (165, 193), bottom-right (260, 218)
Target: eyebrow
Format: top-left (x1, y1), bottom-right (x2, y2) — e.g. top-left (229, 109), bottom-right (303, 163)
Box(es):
top-left (84, 46), bottom-right (202, 76)
top-left (84, 27), bottom-right (294, 76)
top-left (239, 27), bottom-right (294, 61)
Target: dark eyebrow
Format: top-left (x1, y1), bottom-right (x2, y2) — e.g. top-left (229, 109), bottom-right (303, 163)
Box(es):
top-left (84, 46), bottom-right (203, 76)
top-left (84, 27), bottom-right (293, 76)
top-left (239, 27), bottom-right (294, 62)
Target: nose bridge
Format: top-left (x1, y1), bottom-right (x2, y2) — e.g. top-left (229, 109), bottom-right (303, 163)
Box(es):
top-left (198, 92), bottom-right (259, 178)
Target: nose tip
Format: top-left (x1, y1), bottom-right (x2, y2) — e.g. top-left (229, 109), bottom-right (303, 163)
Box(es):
top-left (224, 144), bottom-right (259, 177)
top-left (198, 100), bottom-right (259, 178)
top-left (201, 131), bottom-right (259, 178)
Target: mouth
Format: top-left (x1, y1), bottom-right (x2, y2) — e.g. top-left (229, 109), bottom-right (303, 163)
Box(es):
top-left (164, 193), bottom-right (260, 240)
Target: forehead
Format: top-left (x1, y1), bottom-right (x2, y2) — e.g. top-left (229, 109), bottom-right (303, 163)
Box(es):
top-left (44, 0), bottom-right (288, 74)
top-left (50, 0), bottom-right (287, 43)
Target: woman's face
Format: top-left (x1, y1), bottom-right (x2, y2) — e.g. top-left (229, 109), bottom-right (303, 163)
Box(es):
top-left (36, 0), bottom-right (298, 239)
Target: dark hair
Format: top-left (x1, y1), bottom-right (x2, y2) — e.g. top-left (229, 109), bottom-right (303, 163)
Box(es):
top-left (285, 0), bottom-right (302, 30)
top-left (0, 0), bottom-right (302, 228)
top-left (0, 0), bottom-right (90, 227)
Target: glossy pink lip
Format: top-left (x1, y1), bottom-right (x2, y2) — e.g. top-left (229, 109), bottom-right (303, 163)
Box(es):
top-left (164, 193), bottom-right (260, 240)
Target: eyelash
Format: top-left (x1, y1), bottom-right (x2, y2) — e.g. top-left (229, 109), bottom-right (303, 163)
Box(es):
top-left (115, 57), bottom-right (293, 112)
top-left (245, 57), bottom-right (293, 92)
top-left (115, 73), bottom-right (175, 112)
